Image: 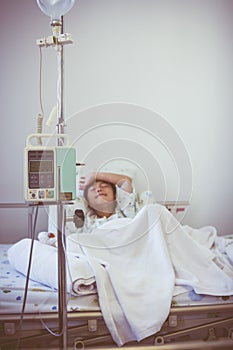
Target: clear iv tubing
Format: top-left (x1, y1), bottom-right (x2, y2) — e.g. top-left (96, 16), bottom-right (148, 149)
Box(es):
top-left (37, 114), bottom-right (44, 145)
top-left (53, 23), bottom-right (65, 142)
top-left (37, 45), bottom-right (44, 146)
top-left (57, 46), bottom-right (64, 136)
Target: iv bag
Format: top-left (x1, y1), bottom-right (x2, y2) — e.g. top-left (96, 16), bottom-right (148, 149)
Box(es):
top-left (36, 0), bottom-right (76, 22)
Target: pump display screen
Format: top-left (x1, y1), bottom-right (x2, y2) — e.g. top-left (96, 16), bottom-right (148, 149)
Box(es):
top-left (29, 160), bottom-right (53, 173)
top-left (27, 150), bottom-right (55, 190)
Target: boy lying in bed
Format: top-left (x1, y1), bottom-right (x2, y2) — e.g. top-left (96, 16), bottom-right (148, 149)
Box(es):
top-left (39, 172), bottom-right (137, 243)
top-left (38, 172), bottom-right (233, 286)
top-left (77, 174), bottom-right (233, 295)
top-left (80, 172), bottom-right (136, 225)
top-left (38, 171), bottom-right (233, 272)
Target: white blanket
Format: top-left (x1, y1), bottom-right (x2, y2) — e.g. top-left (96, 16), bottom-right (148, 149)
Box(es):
top-left (8, 203), bottom-right (233, 347)
top-left (74, 205), bottom-right (175, 346)
top-left (157, 205), bottom-right (233, 295)
top-left (71, 204), bottom-right (233, 345)
top-left (7, 239), bottom-right (97, 296)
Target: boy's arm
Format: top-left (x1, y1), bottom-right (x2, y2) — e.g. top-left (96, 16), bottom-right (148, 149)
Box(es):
top-left (79, 172), bottom-right (133, 193)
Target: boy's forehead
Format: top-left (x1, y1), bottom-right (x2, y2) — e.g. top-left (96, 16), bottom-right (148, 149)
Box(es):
top-left (91, 180), bottom-right (102, 186)
top-left (88, 180), bottom-right (108, 188)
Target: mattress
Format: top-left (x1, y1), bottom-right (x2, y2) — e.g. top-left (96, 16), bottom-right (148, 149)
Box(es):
top-left (0, 244), bottom-right (99, 314)
top-left (1, 243), bottom-right (233, 314)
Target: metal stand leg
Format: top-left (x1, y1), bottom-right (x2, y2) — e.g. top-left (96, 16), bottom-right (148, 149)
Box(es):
top-left (28, 206), bottom-right (34, 239)
top-left (57, 165), bottom-right (67, 349)
top-left (57, 202), bottom-right (67, 349)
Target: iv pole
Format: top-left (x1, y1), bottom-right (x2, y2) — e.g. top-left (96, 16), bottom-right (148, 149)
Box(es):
top-left (36, 2), bottom-right (76, 348)
top-left (36, 18), bottom-right (71, 350)
top-left (53, 18), bottom-right (68, 349)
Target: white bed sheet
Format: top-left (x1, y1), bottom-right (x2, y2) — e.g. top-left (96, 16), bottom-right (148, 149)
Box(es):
top-left (0, 244), bottom-right (99, 313)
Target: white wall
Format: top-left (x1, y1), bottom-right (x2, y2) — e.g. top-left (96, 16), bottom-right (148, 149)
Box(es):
top-left (1, 0), bottom-right (233, 242)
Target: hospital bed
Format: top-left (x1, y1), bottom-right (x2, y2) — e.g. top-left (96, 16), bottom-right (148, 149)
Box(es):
top-left (1, 201), bottom-right (233, 350)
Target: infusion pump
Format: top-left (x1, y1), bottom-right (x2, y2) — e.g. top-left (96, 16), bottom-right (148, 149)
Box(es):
top-left (25, 134), bottom-right (76, 202)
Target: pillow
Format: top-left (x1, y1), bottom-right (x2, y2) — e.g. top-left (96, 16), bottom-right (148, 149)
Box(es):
top-left (99, 162), bottom-right (136, 180)
top-left (138, 190), bottom-right (156, 209)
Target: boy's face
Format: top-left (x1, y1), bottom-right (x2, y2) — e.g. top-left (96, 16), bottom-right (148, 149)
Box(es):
top-left (86, 181), bottom-right (116, 213)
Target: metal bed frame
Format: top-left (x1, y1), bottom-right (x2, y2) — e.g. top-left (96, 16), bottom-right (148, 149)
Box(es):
top-left (1, 303), bottom-right (233, 349)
